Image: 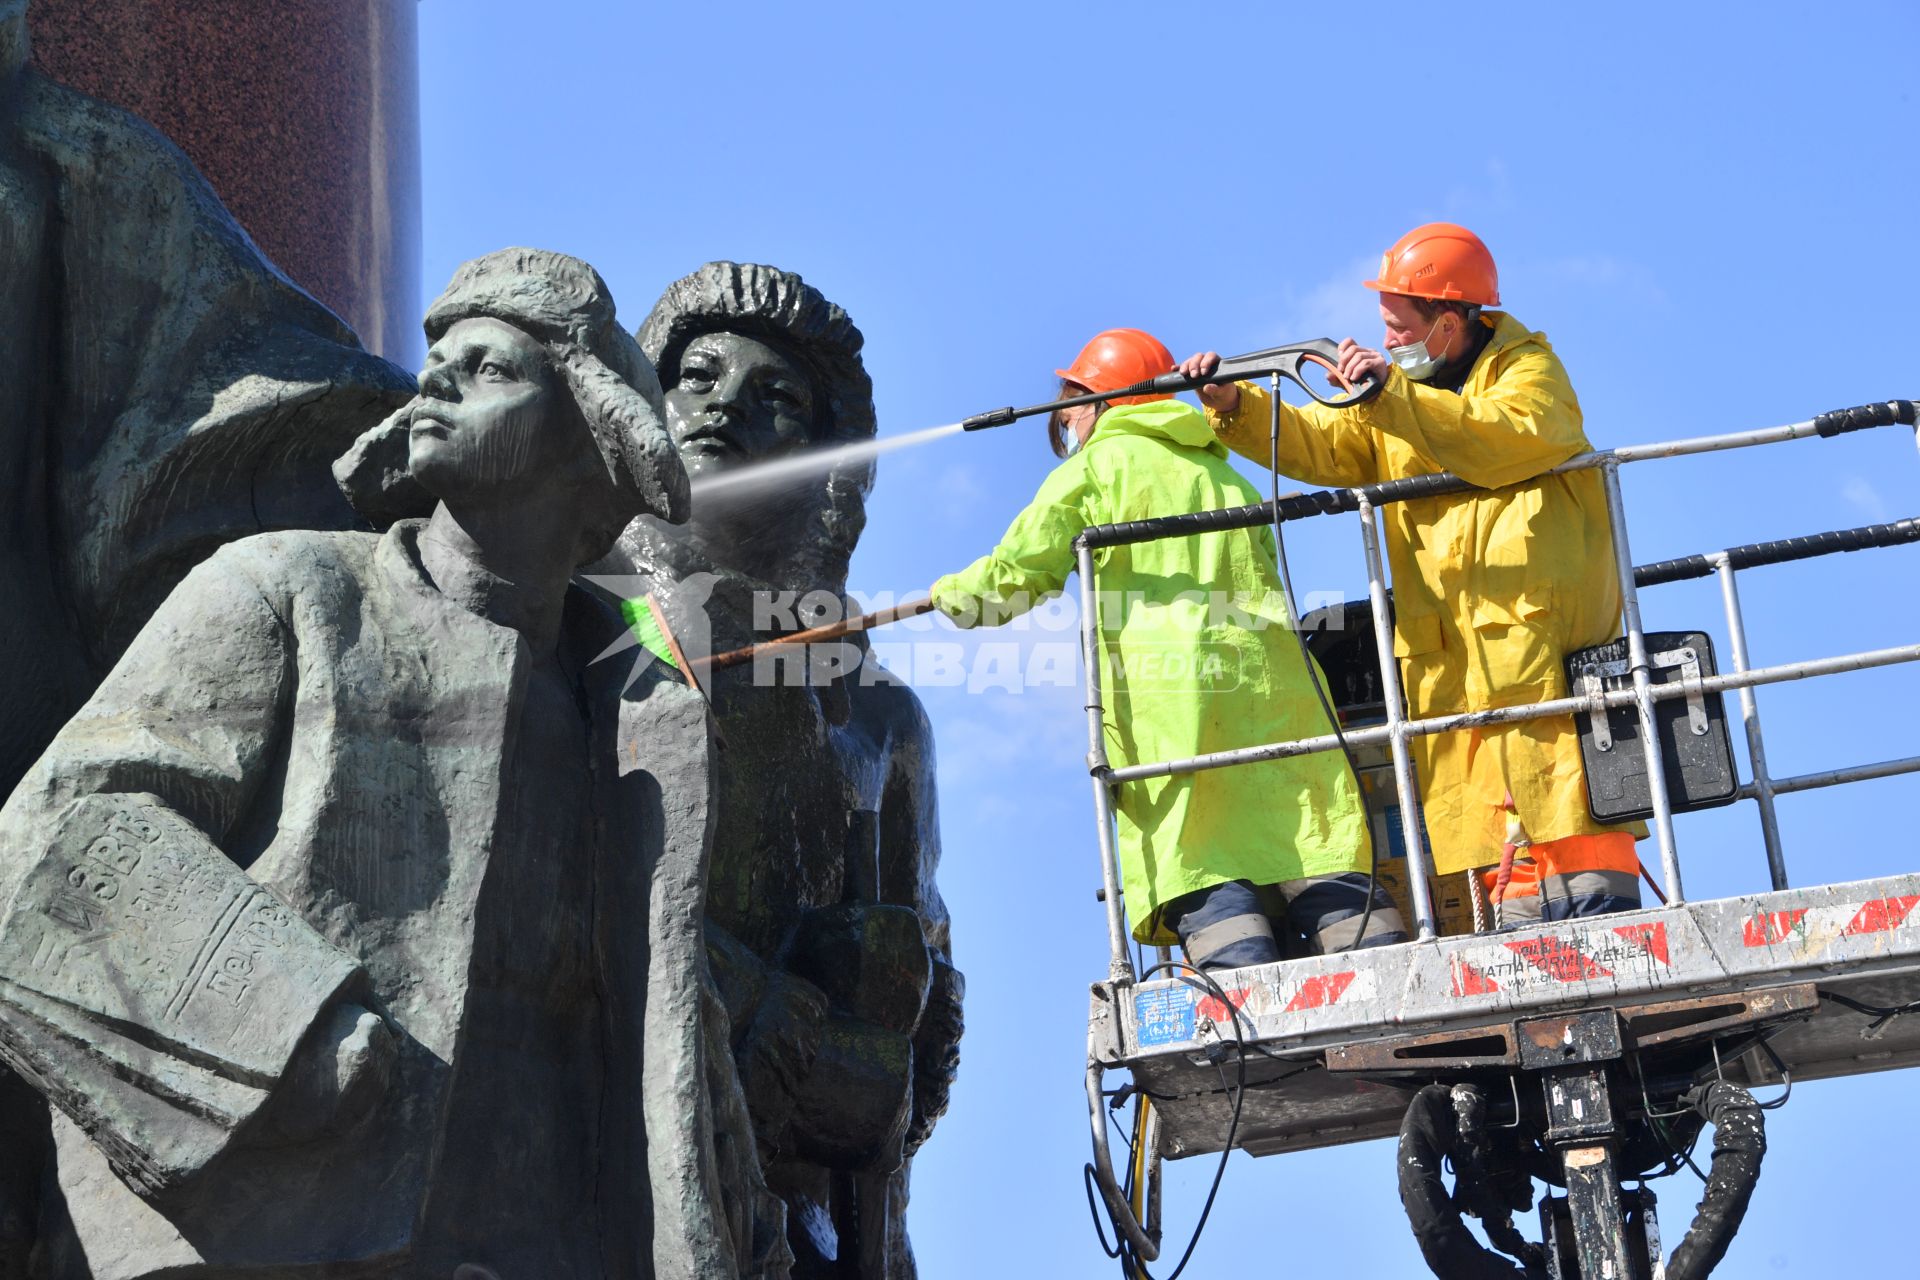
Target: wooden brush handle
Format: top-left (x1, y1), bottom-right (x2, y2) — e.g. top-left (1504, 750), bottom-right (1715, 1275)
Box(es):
top-left (699, 597), bottom-right (937, 671)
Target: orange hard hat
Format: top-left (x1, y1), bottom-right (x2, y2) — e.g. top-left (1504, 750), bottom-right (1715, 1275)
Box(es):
top-left (1055, 328), bottom-right (1177, 406)
top-left (1363, 222), bottom-right (1500, 307)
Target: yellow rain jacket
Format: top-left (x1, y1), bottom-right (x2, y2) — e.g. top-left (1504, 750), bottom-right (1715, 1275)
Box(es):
top-left (1206, 311), bottom-right (1634, 876)
top-left (932, 400), bottom-right (1371, 943)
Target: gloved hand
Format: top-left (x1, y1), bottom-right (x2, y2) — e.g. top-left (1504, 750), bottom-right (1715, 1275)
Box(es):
top-left (1333, 338), bottom-right (1390, 391)
top-left (1177, 351), bottom-right (1240, 414)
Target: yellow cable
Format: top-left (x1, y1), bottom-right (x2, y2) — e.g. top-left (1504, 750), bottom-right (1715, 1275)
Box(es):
top-left (1128, 1096), bottom-right (1153, 1279)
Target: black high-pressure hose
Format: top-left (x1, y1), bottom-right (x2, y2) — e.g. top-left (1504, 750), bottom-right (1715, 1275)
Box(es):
top-left (1083, 960), bottom-right (1249, 1280)
top-left (1397, 1085), bottom-right (1544, 1280)
top-left (1264, 378), bottom-right (1382, 952)
top-left (1397, 1077), bottom-right (1767, 1280)
top-left (1664, 1082), bottom-right (1766, 1280)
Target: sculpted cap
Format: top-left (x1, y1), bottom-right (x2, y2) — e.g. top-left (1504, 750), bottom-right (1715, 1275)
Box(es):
top-left (427, 248), bottom-right (689, 530)
top-left (638, 261), bottom-right (875, 453)
top-left (639, 261), bottom-right (876, 590)
top-left (339, 248), bottom-right (689, 560)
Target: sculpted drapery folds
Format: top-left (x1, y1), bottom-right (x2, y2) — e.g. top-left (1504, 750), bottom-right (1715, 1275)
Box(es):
top-left (0, 11), bottom-right (409, 1268)
top-left (0, 1), bottom-right (417, 800)
top-left (0, 249), bottom-right (787, 1278)
top-left (595, 262), bottom-right (962, 1278)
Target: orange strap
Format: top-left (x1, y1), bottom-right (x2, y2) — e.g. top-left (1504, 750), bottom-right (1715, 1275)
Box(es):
top-left (1490, 842), bottom-right (1519, 907)
top-left (1482, 854), bottom-right (1540, 900)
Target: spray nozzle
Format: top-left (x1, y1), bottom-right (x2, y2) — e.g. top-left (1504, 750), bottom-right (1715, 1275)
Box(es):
top-left (963, 407), bottom-right (1018, 431)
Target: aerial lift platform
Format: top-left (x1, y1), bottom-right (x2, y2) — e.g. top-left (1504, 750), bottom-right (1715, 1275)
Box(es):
top-left (1093, 878), bottom-right (1920, 1160)
top-left (1073, 393), bottom-right (1920, 1280)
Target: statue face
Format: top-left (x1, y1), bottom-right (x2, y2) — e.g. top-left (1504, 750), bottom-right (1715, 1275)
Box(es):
top-left (666, 332), bottom-right (816, 481)
top-left (409, 316), bottom-right (591, 501)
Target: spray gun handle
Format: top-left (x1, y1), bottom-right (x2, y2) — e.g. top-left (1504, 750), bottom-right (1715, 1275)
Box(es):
top-left (1201, 339), bottom-right (1385, 409)
top-left (959, 338), bottom-right (1383, 433)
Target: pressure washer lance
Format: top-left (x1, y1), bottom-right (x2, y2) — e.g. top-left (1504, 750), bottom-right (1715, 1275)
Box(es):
top-left (960, 337), bottom-right (1383, 431)
top-left (695, 597), bottom-right (938, 673)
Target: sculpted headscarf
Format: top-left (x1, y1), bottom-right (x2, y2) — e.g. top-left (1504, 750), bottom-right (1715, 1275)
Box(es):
top-left (638, 260), bottom-right (876, 593)
top-left (337, 248), bottom-right (688, 563)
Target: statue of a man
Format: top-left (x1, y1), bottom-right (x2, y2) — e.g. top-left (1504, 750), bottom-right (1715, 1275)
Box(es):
top-left (595, 262), bottom-right (961, 1279)
top-left (0, 249), bottom-right (781, 1279)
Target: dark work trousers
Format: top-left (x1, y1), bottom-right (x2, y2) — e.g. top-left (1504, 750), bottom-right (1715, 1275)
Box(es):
top-left (1163, 875), bottom-right (1409, 971)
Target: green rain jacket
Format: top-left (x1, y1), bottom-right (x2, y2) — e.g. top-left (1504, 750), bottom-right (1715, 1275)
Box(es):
top-left (931, 400), bottom-right (1371, 943)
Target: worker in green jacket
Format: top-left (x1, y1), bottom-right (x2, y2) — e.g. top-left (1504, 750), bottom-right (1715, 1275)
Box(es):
top-left (930, 329), bottom-right (1404, 968)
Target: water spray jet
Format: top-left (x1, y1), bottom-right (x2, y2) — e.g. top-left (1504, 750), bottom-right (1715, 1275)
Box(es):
top-left (688, 421), bottom-right (965, 505)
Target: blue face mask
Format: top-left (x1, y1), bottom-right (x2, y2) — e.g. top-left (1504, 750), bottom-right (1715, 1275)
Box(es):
top-left (1062, 406), bottom-right (1096, 457)
top-left (1387, 317), bottom-right (1446, 382)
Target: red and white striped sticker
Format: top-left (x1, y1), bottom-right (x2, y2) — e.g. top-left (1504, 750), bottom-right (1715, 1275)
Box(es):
top-left (1448, 923), bottom-right (1671, 998)
top-left (1194, 967), bottom-right (1378, 1025)
top-left (1738, 894), bottom-right (1920, 961)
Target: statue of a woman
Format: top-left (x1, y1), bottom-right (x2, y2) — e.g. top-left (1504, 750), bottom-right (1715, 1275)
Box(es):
top-left (596, 262), bottom-right (961, 1279)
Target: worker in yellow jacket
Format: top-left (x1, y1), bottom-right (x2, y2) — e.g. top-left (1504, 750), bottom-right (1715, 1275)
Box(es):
top-left (932, 329), bottom-right (1404, 967)
top-left (1181, 224), bottom-right (1642, 925)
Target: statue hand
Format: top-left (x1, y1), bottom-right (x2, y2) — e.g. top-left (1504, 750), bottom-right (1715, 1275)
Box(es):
top-left (253, 1002), bottom-right (396, 1147)
top-left (325, 1005), bottom-right (396, 1130)
top-left (734, 971), bottom-right (829, 1156)
top-left (789, 903), bottom-right (932, 1035)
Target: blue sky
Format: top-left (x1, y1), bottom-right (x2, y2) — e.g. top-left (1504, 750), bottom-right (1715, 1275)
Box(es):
top-left (419, 3), bottom-right (1920, 1274)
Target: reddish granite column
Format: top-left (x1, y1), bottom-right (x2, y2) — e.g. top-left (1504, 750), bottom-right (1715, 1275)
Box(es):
top-left (29, 0), bottom-right (421, 364)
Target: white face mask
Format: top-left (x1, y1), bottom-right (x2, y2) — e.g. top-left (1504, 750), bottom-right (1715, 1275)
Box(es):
top-left (1065, 431), bottom-right (1084, 458)
top-left (1387, 316), bottom-right (1447, 382)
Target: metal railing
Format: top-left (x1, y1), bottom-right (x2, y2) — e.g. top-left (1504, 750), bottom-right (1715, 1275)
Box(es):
top-left (1072, 398), bottom-right (1920, 980)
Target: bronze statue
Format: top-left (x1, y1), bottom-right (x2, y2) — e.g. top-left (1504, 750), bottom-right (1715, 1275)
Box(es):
top-left (0, 9), bottom-right (416, 1268)
top-left (595, 262), bottom-right (961, 1279)
top-left (0, 249), bottom-right (785, 1278)
top-left (3, 4), bottom-right (962, 1271)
